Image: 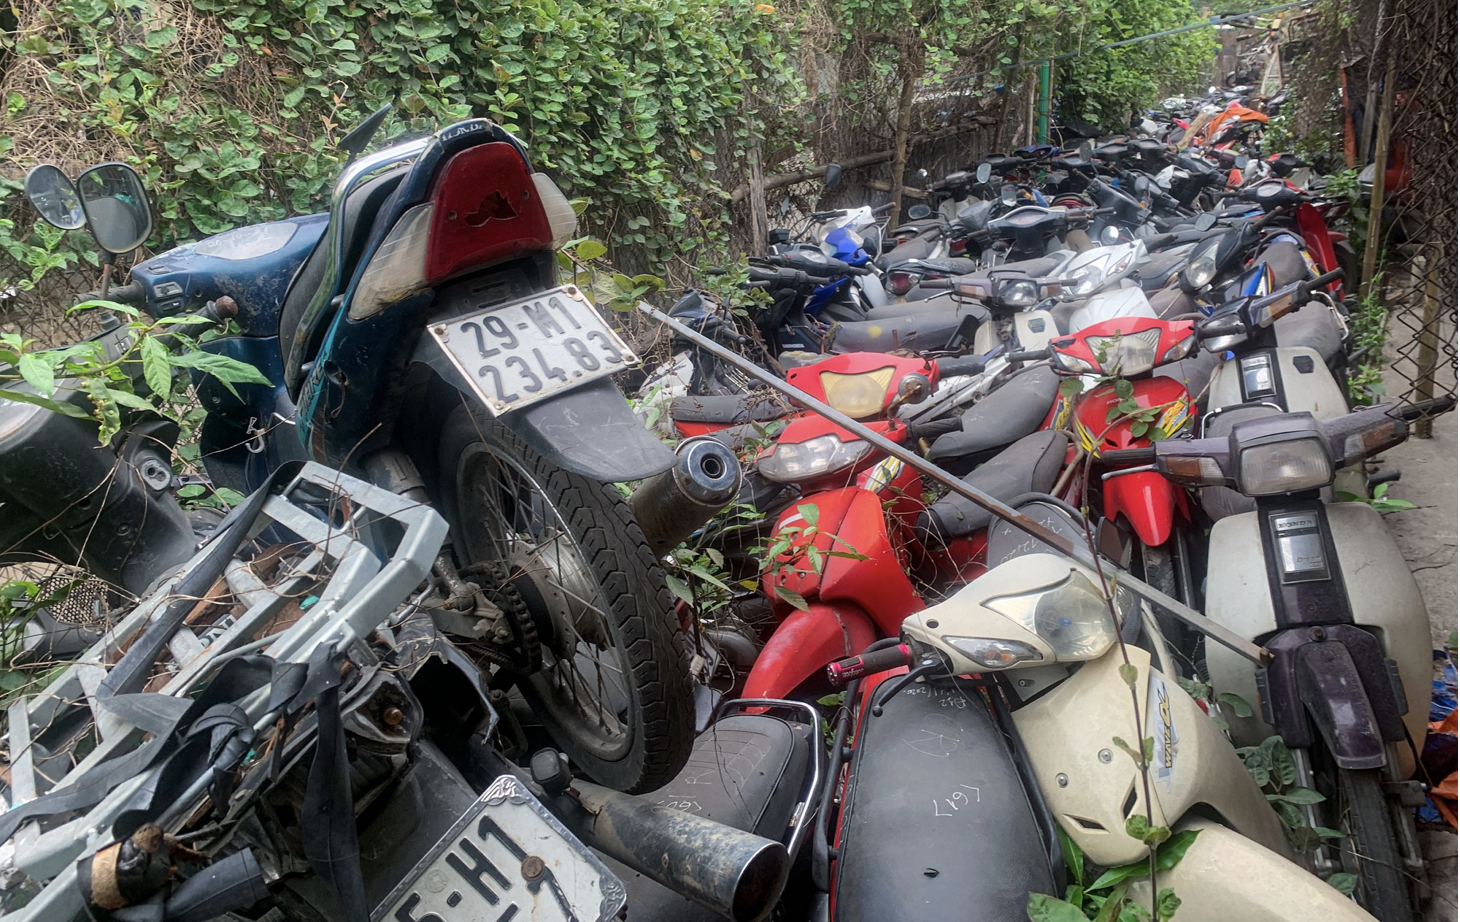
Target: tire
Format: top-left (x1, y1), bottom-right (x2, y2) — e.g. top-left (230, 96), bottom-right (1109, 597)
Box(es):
top-left (437, 403), bottom-right (694, 793)
top-left (1309, 743), bottom-right (1416, 922)
top-left (1139, 540), bottom-right (1203, 678)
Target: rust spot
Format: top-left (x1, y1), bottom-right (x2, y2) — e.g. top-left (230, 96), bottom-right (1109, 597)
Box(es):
top-left (521, 855), bottom-right (545, 881)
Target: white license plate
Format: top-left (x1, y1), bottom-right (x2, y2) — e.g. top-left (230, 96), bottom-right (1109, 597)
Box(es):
top-left (430, 285), bottom-right (638, 415)
top-left (375, 775), bottom-right (625, 922)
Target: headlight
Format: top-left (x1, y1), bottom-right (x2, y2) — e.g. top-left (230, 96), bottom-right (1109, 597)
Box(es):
top-left (998, 279), bottom-right (1038, 307)
top-left (1052, 350), bottom-right (1096, 374)
top-left (1086, 328), bottom-right (1162, 376)
top-left (944, 637), bottom-right (1044, 669)
top-left (1237, 438), bottom-right (1334, 495)
top-left (758, 434), bottom-right (873, 483)
top-left (1181, 238), bottom-right (1221, 291)
top-left (1161, 335), bottom-right (1196, 363)
top-left (985, 571), bottom-right (1131, 660)
top-left (1067, 261), bottom-right (1106, 296)
top-left (819, 367), bottom-right (896, 418)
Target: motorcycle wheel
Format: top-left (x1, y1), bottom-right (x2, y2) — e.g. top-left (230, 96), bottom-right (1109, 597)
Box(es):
top-left (1139, 541), bottom-right (1203, 678)
top-left (437, 404), bottom-right (694, 793)
top-left (1311, 749), bottom-right (1414, 922)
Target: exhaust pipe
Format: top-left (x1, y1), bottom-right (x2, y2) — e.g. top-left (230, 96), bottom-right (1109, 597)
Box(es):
top-left (630, 436), bottom-right (742, 556)
top-left (562, 780), bottom-right (789, 922)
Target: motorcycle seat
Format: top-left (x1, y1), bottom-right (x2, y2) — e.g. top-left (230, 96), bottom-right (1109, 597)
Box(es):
top-left (862, 295), bottom-right (989, 323)
top-left (671, 393), bottom-right (790, 425)
top-left (1135, 248), bottom-right (1190, 290)
top-left (899, 255), bottom-right (982, 279)
top-left (825, 312), bottom-right (981, 354)
top-left (596, 712), bottom-right (815, 921)
top-left (927, 365), bottom-right (1062, 464)
top-left (917, 428), bottom-right (1067, 541)
top-left (875, 233), bottom-right (940, 268)
top-left (1254, 240), bottom-right (1311, 288)
top-left (1275, 306), bottom-right (1343, 365)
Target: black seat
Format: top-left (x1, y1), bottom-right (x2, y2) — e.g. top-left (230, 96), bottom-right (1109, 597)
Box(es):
top-left (1274, 306), bottom-right (1343, 364)
top-left (1254, 240), bottom-right (1310, 288)
top-left (597, 712), bottom-right (814, 921)
top-left (277, 165), bottom-right (410, 383)
top-left (1134, 248), bottom-right (1191, 291)
top-left (927, 365), bottom-right (1061, 464)
top-left (917, 429), bottom-right (1066, 541)
top-left (671, 393), bottom-right (790, 425)
top-left (863, 293), bottom-right (989, 323)
top-left (875, 232), bottom-right (940, 268)
top-left (826, 312), bottom-right (980, 355)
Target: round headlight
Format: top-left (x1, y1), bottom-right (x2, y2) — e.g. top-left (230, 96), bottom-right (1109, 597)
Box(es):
top-left (999, 279), bottom-right (1038, 307)
top-left (757, 434), bottom-right (873, 483)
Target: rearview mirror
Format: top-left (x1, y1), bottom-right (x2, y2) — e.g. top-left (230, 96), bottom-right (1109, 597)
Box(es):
top-left (75, 163), bottom-right (153, 254)
top-left (908, 203), bottom-right (932, 220)
top-left (24, 165), bottom-right (86, 231)
top-left (340, 103), bottom-right (393, 159)
top-left (916, 168), bottom-right (930, 183)
top-left (975, 162), bottom-right (992, 184)
top-left (1234, 155), bottom-right (1250, 169)
top-left (824, 163), bottom-right (843, 189)
top-left (1194, 212), bottom-right (1218, 231)
top-left (1000, 185), bottom-right (1017, 207)
top-left (1077, 140), bottom-right (1094, 160)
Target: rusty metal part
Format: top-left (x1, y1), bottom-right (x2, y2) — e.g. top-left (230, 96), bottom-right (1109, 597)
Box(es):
top-left (520, 855), bottom-right (545, 881)
top-left (629, 436), bottom-right (744, 556)
top-left (639, 302), bottom-right (1269, 665)
top-left (561, 779), bottom-right (790, 922)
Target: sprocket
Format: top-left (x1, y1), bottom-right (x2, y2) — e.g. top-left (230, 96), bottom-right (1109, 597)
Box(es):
top-left (458, 560), bottom-right (542, 676)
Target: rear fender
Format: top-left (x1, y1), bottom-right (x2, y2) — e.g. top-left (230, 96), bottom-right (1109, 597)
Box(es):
top-left (741, 603), bottom-right (877, 700)
top-left (1105, 471), bottom-right (1184, 548)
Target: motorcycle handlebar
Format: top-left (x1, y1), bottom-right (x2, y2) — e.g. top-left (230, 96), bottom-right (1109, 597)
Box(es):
top-left (1101, 447), bottom-right (1158, 465)
top-left (1396, 395), bottom-right (1457, 421)
top-left (1005, 349), bottom-right (1047, 364)
top-left (872, 202), bottom-right (895, 216)
top-left (827, 643), bottom-right (913, 685)
top-left (934, 354), bottom-right (988, 378)
top-left (918, 278), bottom-right (955, 290)
top-left (74, 280), bottom-right (145, 307)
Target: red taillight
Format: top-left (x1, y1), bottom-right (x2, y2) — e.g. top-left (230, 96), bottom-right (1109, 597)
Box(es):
top-left (950, 239), bottom-right (967, 256)
top-left (888, 271), bottom-right (915, 296)
top-left (424, 142), bottom-right (552, 284)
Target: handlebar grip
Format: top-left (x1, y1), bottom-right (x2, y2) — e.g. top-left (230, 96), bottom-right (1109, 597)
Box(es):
top-left (1396, 396), bottom-right (1456, 421)
top-left (905, 416), bottom-right (964, 442)
top-left (827, 643), bottom-right (913, 685)
top-left (935, 355), bottom-right (988, 378)
top-left (918, 278), bottom-right (955, 290)
top-left (1005, 349), bottom-right (1047, 363)
top-left (75, 281), bottom-right (145, 307)
top-left (872, 202), bottom-right (895, 216)
top-left (1101, 447), bottom-right (1158, 465)
top-left (1094, 206), bottom-right (1117, 216)
top-left (1309, 267), bottom-right (1344, 289)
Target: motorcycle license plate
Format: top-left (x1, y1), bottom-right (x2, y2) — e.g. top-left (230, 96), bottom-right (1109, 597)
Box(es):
top-left (430, 285), bottom-right (638, 415)
top-left (374, 775), bottom-right (625, 922)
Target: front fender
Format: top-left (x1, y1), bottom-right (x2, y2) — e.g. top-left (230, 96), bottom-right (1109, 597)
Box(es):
top-left (742, 603), bottom-right (877, 700)
top-left (415, 334), bottom-right (673, 482)
top-left (1130, 819), bottom-right (1376, 922)
top-left (1105, 470), bottom-right (1184, 548)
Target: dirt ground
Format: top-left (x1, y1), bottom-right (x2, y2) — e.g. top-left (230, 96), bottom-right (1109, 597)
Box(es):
top-left (1379, 320), bottom-right (1458, 922)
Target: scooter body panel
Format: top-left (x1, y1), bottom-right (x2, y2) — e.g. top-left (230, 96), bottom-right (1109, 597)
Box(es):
top-left (1129, 819), bottom-right (1377, 922)
top-left (1208, 346), bottom-right (1347, 419)
top-left (1066, 286), bottom-right (1158, 332)
top-left (1203, 503), bottom-right (1429, 771)
top-left (1104, 470), bottom-right (1186, 548)
top-left (1013, 646), bottom-right (1290, 867)
top-left (831, 681), bottom-right (1056, 920)
top-left (740, 601), bottom-right (877, 700)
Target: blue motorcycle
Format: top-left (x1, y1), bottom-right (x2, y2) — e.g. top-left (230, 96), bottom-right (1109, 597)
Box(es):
top-left (12, 108), bottom-right (727, 793)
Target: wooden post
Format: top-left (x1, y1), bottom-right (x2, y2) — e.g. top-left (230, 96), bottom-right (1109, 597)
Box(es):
top-left (1357, 0), bottom-right (1389, 165)
top-left (747, 139), bottom-right (768, 255)
top-left (1358, 45), bottom-right (1396, 305)
top-left (1412, 249), bottom-right (1441, 438)
top-left (889, 44), bottom-right (921, 223)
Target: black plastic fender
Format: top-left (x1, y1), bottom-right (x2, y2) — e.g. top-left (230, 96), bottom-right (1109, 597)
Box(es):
top-left (832, 683), bottom-right (1055, 921)
top-left (1296, 642), bottom-right (1386, 770)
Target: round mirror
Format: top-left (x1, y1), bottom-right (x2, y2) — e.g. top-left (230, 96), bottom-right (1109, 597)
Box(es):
top-left (1102, 225), bottom-right (1122, 244)
top-left (1133, 175), bottom-right (1150, 195)
top-left (824, 163), bottom-right (843, 190)
top-left (916, 168), bottom-right (930, 183)
top-left (1077, 140), bottom-right (1095, 160)
top-left (908, 203), bottom-right (932, 220)
top-left (24, 165), bottom-right (85, 230)
top-left (1233, 155), bottom-right (1250, 169)
top-left (1195, 212), bottom-right (1218, 231)
top-left (975, 162), bottom-right (993, 184)
top-left (75, 163), bottom-right (153, 254)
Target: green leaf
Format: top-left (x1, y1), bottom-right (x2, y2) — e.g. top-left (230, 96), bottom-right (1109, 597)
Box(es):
top-left (105, 388), bottom-right (156, 411)
top-left (215, 487), bottom-right (246, 506)
top-left (1124, 814), bottom-right (1170, 846)
top-left (1058, 378), bottom-right (1084, 399)
top-left (1118, 662), bottom-right (1138, 687)
top-left (1325, 872), bottom-right (1358, 895)
top-left (176, 483), bottom-right (206, 498)
top-left (1113, 378), bottom-right (1134, 399)
top-left (685, 564), bottom-right (731, 592)
top-left (1216, 692), bottom-right (1253, 718)
top-left (796, 503), bottom-right (820, 527)
top-left (1057, 827), bottom-right (1084, 888)
top-left (17, 353), bottom-right (54, 397)
top-left (1268, 740), bottom-right (1298, 787)
top-left (0, 388), bottom-right (92, 420)
top-left (1272, 800), bottom-right (1304, 828)
top-left (664, 573), bottom-right (695, 605)
top-left (140, 336), bottom-right (172, 399)
top-left (1155, 888), bottom-right (1180, 922)
top-left (1267, 786), bottom-right (1325, 805)
top-left (774, 585), bottom-right (810, 612)
top-left (574, 238), bottom-right (608, 260)
top-left (168, 351), bottom-right (272, 393)
top-left (1129, 420), bottom-right (1149, 439)
top-left (1026, 892), bottom-right (1090, 922)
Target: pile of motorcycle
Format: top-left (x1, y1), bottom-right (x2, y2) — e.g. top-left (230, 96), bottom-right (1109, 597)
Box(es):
top-left (0, 103), bottom-right (1447, 922)
top-left (634, 122), bottom-right (1449, 921)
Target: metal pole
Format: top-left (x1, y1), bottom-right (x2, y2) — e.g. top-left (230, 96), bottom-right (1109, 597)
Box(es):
top-left (1036, 62), bottom-right (1051, 144)
top-left (639, 303), bottom-right (1270, 665)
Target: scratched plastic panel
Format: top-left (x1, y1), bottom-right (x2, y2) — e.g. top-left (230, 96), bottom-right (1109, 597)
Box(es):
top-left (832, 685), bottom-right (1055, 920)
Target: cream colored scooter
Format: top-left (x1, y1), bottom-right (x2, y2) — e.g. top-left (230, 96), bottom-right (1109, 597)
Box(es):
top-left (828, 512), bottom-right (1375, 922)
